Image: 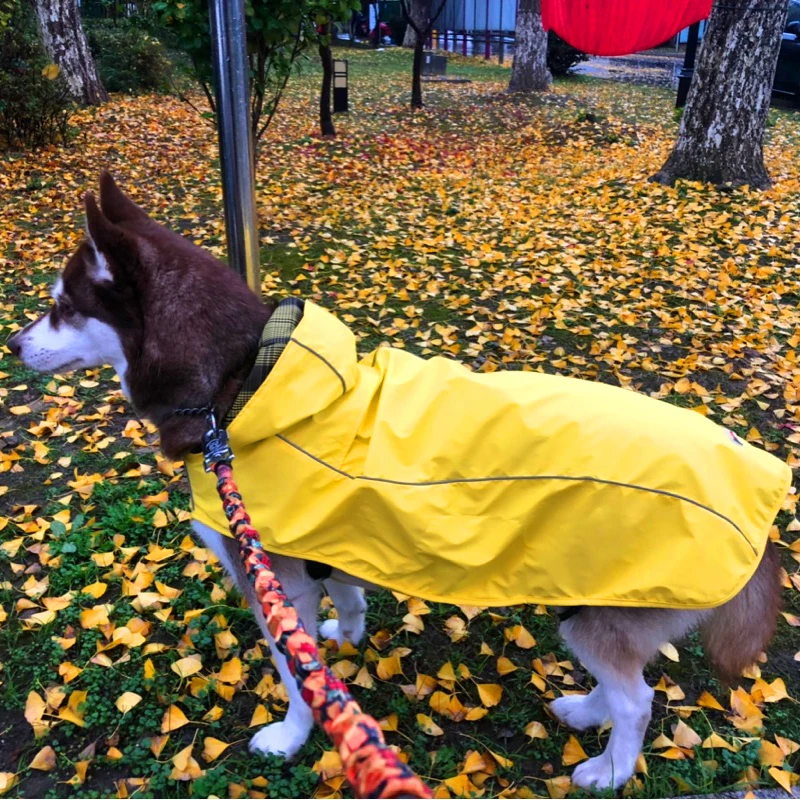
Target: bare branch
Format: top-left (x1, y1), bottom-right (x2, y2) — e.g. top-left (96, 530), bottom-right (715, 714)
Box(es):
top-left (255, 23), bottom-right (304, 142)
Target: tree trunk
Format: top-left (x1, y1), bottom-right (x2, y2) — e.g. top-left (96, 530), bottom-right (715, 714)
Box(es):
top-left (651, 0), bottom-right (788, 189)
top-left (319, 33), bottom-right (336, 137)
top-left (412, 38), bottom-right (424, 108)
top-left (403, 0), bottom-right (430, 47)
top-left (508, 0), bottom-right (551, 92)
top-left (34, 0), bottom-right (107, 105)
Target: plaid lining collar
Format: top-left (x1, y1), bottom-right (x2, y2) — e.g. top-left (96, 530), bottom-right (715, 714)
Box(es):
top-left (224, 297), bottom-right (305, 426)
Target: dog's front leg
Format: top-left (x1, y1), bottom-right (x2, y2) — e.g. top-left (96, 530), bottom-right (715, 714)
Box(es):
top-left (248, 577), bottom-right (321, 759)
top-left (193, 523), bottom-right (319, 759)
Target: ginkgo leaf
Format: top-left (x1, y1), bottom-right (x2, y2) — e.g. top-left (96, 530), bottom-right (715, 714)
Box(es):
top-left (658, 642), bottom-right (679, 662)
top-left (169, 744), bottom-right (204, 780)
top-left (24, 691), bottom-right (46, 725)
top-left (672, 720), bottom-right (701, 748)
top-left (379, 713), bottom-right (398, 732)
top-left (81, 581), bottom-right (107, 599)
top-left (697, 691), bottom-right (725, 711)
top-left (768, 767), bottom-right (799, 794)
top-left (416, 714), bottom-right (444, 736)
top-left (543, 775), bottom-right (571, 799)
top-left (461, 750), bottom-right (488, 773)
top-left (202, 737), bottom-right (229, 762)
top-left (216, 657), bottom-right (242, 684)
top-left (496, 656), bottom-right (518, 675)
top-left (657, 747), bottom-right (687, 760)
top-left (376, 653), bottom-right (402, 680)
top-left (428, 691), bottom-right (451, 715)
top-left (443, 774), bottom-right (479, 796)
top-left (149, 735), bottom-right (169, 757)
top-left (171, 654), bottom-right (203, 678)
top-left (775, 735), bottom-right (800, 757)
top-left (476, 683), bottom-right (503, 707)
top-left (29, 746), bottom-right (56, 771)
top-left (759, 740), bottom-right (786, 768)
top-left (249, 704), bottom-right (271, 727)
top-left (487, 748), bottom-right (513, 768)
top-left (525, 720), bottom-right (548, 739)
top-left (0, 773), bottom-right (19, 796)
top-left (702, 733), bottom-right (738, 752)
top-left (353, 666), bottom-right (374, 689)
top-left (79, 605), bottom-right (110, 629)
top-left (161, 704), bottom-right (189, 733)
top-left (562, 735), bottom-right (588, 765)
top-left (115, 692), bottom-right (142, 713)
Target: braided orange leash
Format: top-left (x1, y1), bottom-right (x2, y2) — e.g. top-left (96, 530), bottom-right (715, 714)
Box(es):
top-left (210, 456), bottom-right (431, 798)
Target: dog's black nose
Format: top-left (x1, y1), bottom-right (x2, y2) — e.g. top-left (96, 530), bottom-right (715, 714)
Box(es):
top-left (7, 334), bottom-right (21, 357)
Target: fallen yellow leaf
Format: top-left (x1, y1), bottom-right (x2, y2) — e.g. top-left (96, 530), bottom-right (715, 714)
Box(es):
top-left (202, 737), bottom-right (230, 763)
top-left (476, 683), bottom-right (503, 707)
top-left (161, 704), bottom-right (189, 733)
top-left (29, 746), bottom-right (56, 771)
top-left (115, 692), bottom-right (142, 714)
top-left (171, 654), bottom-right (203, 678)
top-left (562, 735), bottom-right (588, 766)
top-left (416, 713), bottom-right (444, 736)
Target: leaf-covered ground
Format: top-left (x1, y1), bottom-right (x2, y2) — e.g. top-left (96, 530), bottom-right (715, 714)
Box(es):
top-left (1, 49), bottom-right (800, 799)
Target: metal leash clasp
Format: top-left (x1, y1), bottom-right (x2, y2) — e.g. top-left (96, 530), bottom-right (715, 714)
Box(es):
top-left (202, 409), bottom-right (234, 472)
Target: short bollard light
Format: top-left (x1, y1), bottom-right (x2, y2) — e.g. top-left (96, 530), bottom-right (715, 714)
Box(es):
top-left (333, 59), bottom-right (349, 113)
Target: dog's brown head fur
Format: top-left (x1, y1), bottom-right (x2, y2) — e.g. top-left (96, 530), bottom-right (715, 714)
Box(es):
top-left (9, 171), bottom-right (272, 458)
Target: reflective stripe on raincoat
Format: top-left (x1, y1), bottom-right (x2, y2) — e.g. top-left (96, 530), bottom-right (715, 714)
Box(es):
top-left (186, 301), bottom-right (792, 609)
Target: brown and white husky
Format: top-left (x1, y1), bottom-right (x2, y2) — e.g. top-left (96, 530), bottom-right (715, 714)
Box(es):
top-left (8, 173), bottom-right (783, 791)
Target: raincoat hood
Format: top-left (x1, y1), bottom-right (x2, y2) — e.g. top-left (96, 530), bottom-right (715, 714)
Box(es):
top-left (186, 302), bottom-right (792, 609)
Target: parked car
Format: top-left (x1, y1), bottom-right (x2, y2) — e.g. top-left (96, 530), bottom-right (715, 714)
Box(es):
top-left (774, 2), bottom-right (800, 104)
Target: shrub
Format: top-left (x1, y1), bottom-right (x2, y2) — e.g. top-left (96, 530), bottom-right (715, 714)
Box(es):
top-left (0, 4), bottom-right (75, 150)
top-left (547, 31), bottom-right (589, 77)
top-left (85, 20), bottom-right (173, 94)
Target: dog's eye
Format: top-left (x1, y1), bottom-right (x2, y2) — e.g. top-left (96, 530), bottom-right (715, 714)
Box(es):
top-left (53, 299), bottom-right (75, 323)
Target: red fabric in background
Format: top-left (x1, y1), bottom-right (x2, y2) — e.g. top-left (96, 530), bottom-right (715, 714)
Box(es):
top-left (541, 0), bottom-right (713, 56)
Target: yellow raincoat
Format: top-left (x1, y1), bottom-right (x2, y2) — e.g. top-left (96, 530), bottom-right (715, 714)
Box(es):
top-left (187, 301), bottom-right (791, 609)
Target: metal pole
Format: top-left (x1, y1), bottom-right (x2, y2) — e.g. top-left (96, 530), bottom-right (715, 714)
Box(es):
top-left (473, 0), bottom-right (477, 55)
top-left (498, 0), bottom-right (504, 63)
top-left (209, 0), bottom-right (260, 292)
top-left (676, 22), bottom-right (700, 109)
top-left (462, 0), bottom-right (467, 55)
top-left (484, 0), bottom-right (489, 59)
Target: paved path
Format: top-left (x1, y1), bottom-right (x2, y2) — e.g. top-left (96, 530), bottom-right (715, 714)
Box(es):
top-left (574, 53), bottom-right (678, 87)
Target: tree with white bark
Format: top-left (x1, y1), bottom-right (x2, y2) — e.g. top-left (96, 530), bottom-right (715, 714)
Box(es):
top-left (508, 0), bottom-right (550, 92)
top-left (402, 0), bottom-right (430, 47)
top-left (33, 0), bottom-right (107, 105)
top-left (651, 0), bottom-right (789, 189)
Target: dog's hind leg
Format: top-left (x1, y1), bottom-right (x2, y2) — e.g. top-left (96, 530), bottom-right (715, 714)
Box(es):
top-left (570, 661), bottom-right (653, 791)
top-left (550, 685), bottom-right (609, 731)
top-left (557, 610), bottom-right (652, 790)
top-left (320, 575), bottom-right (368, 646)
top-left (556, 607), bottom-right (704, 790)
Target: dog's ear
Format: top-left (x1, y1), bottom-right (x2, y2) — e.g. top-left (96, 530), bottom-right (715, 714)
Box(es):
top-left (84, 191), bottom-right (138, 284)
top-left (98, 170), bottom-right (151, 225)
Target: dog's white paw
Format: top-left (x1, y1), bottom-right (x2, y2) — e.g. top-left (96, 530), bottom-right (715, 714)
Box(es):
top-left (550, 694), bottom-right (608, 731)
top-left (571, 754), bottom-right (630, 791)
top-left (319, 616), bottom-right (365, 646)
top-left (249, 720), bottom-right (308, 760)
top-left (319, 618), bottom-right (342, 643)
